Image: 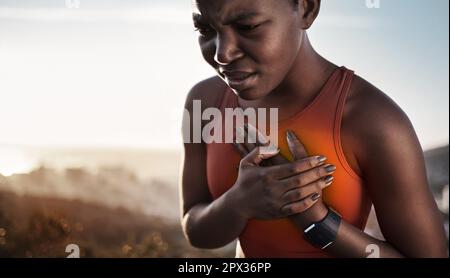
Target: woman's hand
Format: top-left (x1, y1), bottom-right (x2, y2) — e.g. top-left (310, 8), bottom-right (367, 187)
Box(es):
top-left (234, 124), bottom-right (289, 166)
top-left (230, 143), bottom-right (334, 222)
top-left (233, 124), bottom-right (334, 227)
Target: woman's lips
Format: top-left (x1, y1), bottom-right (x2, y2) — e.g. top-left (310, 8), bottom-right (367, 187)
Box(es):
top-left (222, 71), bottom-right (257, 90)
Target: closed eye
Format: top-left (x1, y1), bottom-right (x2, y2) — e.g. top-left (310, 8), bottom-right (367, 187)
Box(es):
top-left (194, 24), bottom-right (215, 37)
top-left (234, 20), bottom-right (270, 34)
top-left (236, 23), bottom-right (261, 32)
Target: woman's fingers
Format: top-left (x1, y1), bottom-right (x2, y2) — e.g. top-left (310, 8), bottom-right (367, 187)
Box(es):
top-left (236, 125), bottom-right (256, 152)
top-left (235, 124), bottom-right (276, 157)
top-left (269, 152), bottom-right (290, 165)
top-left (281, 176), bottom-right (334, 204)
top-left (286, 130), bottom-right (308, 160)
top-left (233, 142), bottom-right (249, 157)
top-left (241, 146), bottom-right (280, 167)
top-left (280, 193), bottom-right (322, 216)
top-left (245, 123), bottom-right (291, 165)
top-left (266, 156), bottom-right (328, 179)
top-left (235, 126), bottom-right (250, 148)
top-left (235, 127), bottom-right (311, 165)
top-left (245, 123), bottom-right (270, 145)
top-left (280, 164), bottom-right (336, 191)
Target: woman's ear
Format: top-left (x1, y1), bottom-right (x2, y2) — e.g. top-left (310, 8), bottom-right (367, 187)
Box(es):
top-left (298, 0), bottom-right (321, 29)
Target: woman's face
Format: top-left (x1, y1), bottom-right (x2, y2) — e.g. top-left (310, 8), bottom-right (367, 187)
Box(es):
top-left (193, 0), bottom-right (304, 100)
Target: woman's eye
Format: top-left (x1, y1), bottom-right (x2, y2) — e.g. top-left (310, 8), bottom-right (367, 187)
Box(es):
top-left (194, 25), bottom-right (215, 37)
top-left (236, 24), bottom-right (261, 32)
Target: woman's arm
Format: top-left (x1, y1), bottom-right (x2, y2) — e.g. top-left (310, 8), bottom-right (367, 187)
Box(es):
top-left (237, 96), bottom-right (447, 257)
top-left (181, 141), bottom-right (249, 249)
top-left (182, 135), bottom-right (330, 249)
top-left (238, 128), bottom-right (411, 257)
top-left (180, 79), bottom-right (283, 249)
top-left (322, 87), bottom-right (447, 258)
top-left (180, 79), bottom-right (248, 249)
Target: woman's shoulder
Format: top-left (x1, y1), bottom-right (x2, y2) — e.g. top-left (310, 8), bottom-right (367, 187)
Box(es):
top-left (344, 74), bottom-right (413, 136)
top-left (342, 74), bottom-right (419, 167)
top-left (184, 76), bottom-right (229, 111)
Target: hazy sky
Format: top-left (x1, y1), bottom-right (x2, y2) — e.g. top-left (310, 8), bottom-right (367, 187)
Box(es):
top-left (0, 0), bottom-right (448, 150)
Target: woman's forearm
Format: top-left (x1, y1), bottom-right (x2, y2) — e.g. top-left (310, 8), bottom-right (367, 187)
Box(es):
top-left (182, 187), bottom-right (248, 249)
top-left (290, 207), bottom-right (404, 257)
top-left (325, 220), bottom-right (405, 258)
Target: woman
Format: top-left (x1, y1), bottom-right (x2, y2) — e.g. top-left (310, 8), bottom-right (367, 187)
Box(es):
top-left (180, 0), bottom-right (447, 258)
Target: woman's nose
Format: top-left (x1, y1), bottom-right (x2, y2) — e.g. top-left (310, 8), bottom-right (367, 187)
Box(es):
top-left (214, 32), bottom-right (243, 65)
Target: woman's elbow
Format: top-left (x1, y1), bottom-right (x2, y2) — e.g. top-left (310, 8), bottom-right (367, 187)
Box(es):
top-left (181, 224), bottom-right (224, 249)
top-left (181, 213), bottom-right (220, 249)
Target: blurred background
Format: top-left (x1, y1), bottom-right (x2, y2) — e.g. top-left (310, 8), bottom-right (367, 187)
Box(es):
top-left (0, 0), bottom-right (448, 257)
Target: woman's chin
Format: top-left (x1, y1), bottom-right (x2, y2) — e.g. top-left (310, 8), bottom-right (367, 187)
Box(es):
top-left (232, 87), bottom-right (267, 101)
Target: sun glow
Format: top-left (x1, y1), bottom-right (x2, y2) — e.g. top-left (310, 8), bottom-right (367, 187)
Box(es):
top-left (0, 147), bottom-right (37, 176)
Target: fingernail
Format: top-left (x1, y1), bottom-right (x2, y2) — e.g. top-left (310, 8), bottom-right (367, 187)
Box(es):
top-left (311, 193), bottom-right (321, 201)
top-left (286, 130), bottom-right (296, 140)
top-left (258, 134), bottom-right (270, 145)
top-left (261, 144), bottom-right (279, 156)
top-left (324, 176), bottom-right (334, 186)
top-left (261, 145), bottom-right (280, 155)
top-left (325, 164), bottom-right (336, 173)
top-left (317, 156), bottom-right (327, 163)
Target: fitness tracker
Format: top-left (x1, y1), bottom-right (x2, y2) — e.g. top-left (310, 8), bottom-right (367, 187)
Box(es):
top-left (303, 207), bottom-right (342, 250)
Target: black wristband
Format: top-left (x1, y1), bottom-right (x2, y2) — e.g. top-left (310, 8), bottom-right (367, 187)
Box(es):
top-left (303, 207), bottom-right (342, 250)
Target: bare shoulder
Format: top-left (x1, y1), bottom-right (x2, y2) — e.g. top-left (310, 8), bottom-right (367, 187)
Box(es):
top-left (341, 74), bottom-right (420, 172)
top-left (344, 76), bottom-right (446, 258)
top-left (185, 76), bottom-right (228, 111)
top-left (344, 74), bottom-right (414, 138)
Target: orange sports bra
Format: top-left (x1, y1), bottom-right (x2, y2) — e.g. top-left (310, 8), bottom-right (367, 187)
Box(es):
top-left (205, 66), bottom-right (372, 258)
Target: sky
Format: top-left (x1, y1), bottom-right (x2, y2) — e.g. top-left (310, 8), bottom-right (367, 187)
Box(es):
top-left (0, 0), bottom-right (448, 151)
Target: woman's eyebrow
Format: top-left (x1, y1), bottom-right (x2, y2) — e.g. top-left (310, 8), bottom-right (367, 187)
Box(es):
top-left (192, 11), bottom-right (261, 25)
top-left (223, 12), bottom-right (261, 24)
